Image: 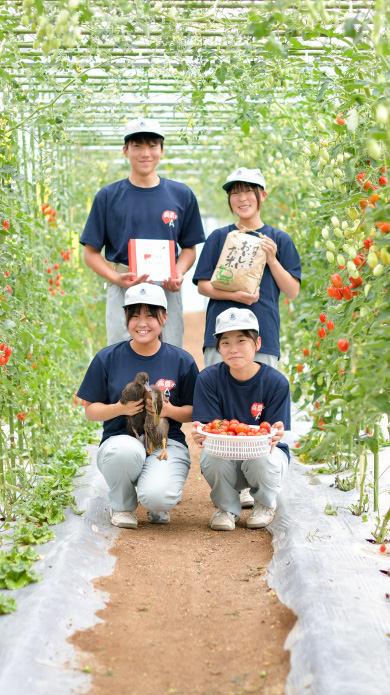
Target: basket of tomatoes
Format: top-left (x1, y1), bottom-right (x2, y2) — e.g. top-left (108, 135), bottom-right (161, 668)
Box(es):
top-left (197, 419), bottom-right (274, 460)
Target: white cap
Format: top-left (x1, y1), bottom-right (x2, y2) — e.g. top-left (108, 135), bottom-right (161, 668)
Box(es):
top-left (222, 167), bottom-right (266, 192)
top-left (124, 118), bottom-right (164, 142)
top-left (213, 308), bottom-right (259, 337)
top-left (123, 283), bottom-right (167, 311)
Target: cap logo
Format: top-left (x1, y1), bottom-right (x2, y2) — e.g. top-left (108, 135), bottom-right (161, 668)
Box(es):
top-left (140, 288), bottom-right (147, 295)
top-left (229, 312), bottom-right (236, 321)
top-left (237, 169), bottom-right (242, 175)
top-left (139, 120), bottom-right (145, 126)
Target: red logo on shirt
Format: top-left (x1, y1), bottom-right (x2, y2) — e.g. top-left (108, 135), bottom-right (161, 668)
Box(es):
top-left (162, 210), bottom-right (178, 225)
top-left (144, 253), bottom-right (152, 260)
top-left (251, 402), bottom-right (264, 420)
top-left (156, 378), bottom-right (176, 391)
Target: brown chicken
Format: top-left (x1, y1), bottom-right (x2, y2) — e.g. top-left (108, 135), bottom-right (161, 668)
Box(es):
top-left (120, 372), bottom-right (149, 440)
top-left (144, 385), bottom-right (170, 460)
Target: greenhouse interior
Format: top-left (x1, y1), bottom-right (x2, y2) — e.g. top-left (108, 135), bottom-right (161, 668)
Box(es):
top-left (1, 1), bottom-right (390, 694)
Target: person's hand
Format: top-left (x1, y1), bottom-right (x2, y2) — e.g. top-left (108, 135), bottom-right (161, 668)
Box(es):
top-left (192, 421), bottom-right (205, 449)
top-left (119, 398), bottom-right (145, 416)
top-left (162, 271), bottom-right (184, 292)
top-left (234, 287), bottom-right (260, 305)
top-left (270, 421), bottom-right (284, 453)
top-left (261, 235), bottom-right (278, 265)
top-left (115, 272), bottom-right (152, 289)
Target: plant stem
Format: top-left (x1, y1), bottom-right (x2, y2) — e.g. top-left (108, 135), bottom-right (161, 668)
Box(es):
top-left (373, 423), bottom-right (380, 512)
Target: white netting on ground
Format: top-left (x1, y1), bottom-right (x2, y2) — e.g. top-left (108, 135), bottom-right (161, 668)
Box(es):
top-left (268, 417), bottom-right (390, 695)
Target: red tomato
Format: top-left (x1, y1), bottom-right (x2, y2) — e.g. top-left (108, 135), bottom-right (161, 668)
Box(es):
top-left (211, 419), bottom-right (222, 429)
top-left (349, 275), bottom-right (363, 288)
top-left (334, 288), bottom-right (343, 301)
top-left (297, 364), bottom-right (303, 373)
top-left (318, 327), bottom-right (326, 339)
top-left (226, 431), bottom-right (236, 436)
top-left (235, 423), bottom-right (248, 434)
top-left (210, 428), bottom-right (222, 434)
top-left (202, 427), bottom-right (211, 433)
top-left (326, 320), bottom-right (334, 331)
top-left (363, 238), bottom-right (373, 249)
top-left (327, 286), bottom-right (337, 298)
top-left (222, 420), bottom-right (229, 427)
top-left (229, 419), bottom-right (239, 427)
top-left (247, 431), bottom-right (256, 436)
top-left (337, 339), bottom-right (349, 353)
top-left (353, 254), bottom-right (366, 267)
top-left (259, 421), bottom-right (271, 433)
top-left (342, 287), bottom-right (352, 301)
top-left (319, 313), bottom-right (326, 323)
top-left (302, 347), bottom-right (309, 356)
top-left (330, 274), bottom-right (343, 289)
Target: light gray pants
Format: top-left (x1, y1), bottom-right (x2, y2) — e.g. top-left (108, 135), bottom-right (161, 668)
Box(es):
top-left (203, 347), bottom-right (278, 369)
top-left (97, 435), bottom-right (191, 512)
top-left (106, 282), bottom-right (184, 348)
top-left (200, 447), bottom-right (288, 518)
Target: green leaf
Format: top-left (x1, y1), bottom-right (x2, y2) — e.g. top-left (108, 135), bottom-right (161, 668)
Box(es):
top-left (0, 593), bottom-right (17, 614)
top-left (240, 120), bottom-right (251, 136)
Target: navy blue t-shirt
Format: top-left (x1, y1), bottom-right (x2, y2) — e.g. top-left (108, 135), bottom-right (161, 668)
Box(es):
top-left (77, 341), bottom-right (199, 447)
top-left (193, 224), bottom-right (301, 358)
top-left (80, 178), bottom-right (205, 265)
top-left (192, 362), bottom-right (290, 461)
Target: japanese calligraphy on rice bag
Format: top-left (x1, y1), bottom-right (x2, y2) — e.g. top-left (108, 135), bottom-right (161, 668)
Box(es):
top-left (210, 228), bottom-right (266, 293)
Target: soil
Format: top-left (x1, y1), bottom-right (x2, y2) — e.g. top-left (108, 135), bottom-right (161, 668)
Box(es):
top-left (70, 312), bottom-right (296, 695)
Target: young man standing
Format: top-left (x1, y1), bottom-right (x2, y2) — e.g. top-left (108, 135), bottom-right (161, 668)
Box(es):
top-left (80, 117), bottom-right (205, 347)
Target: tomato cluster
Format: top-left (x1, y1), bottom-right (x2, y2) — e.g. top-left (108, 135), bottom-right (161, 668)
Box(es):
top-left (202, 419), bottom-right (271, 437)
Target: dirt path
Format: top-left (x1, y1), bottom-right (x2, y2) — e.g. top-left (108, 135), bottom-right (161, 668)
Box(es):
top-left (70, 312), bottom-right (296, 695)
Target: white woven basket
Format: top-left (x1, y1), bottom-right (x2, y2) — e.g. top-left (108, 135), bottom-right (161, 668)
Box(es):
top-left (197, 425), bottom-right (274, 460)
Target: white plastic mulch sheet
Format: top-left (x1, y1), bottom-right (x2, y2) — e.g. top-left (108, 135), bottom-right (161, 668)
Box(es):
top-left (0, 445), bottom-right (117, 695)
top-left (268, 422), bottom-right (390, 695)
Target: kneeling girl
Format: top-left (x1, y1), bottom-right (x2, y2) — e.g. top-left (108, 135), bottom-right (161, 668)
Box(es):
top-left (192, 308), bottom-right (290, 531)
top-left (78, 283), bottom-right (199, 529)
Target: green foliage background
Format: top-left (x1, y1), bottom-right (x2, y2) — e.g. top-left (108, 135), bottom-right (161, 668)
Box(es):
top-left (0, 1), bottom-right (389, 540)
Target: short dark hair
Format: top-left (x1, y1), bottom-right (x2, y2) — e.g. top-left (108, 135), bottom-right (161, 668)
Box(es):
top-left (124, 132), bottom-right (164, 149)
top-left (215, 328), bottom-right (259, 352)
top-left (227, 181), bottom-right (263, 212)
top-left (125, 303), bottom-right (167, 328)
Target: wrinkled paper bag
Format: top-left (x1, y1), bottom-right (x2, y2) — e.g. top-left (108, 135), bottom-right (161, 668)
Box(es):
top-left (211, 227), bottom-right (266, 293)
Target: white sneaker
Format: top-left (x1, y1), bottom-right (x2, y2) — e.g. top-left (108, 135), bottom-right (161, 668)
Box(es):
top-left (147, 510), bottom-right (170, 525)
top-left (246, 503), bottom-right (275, 529)
top-left (239, 488), bottom-right (254, 508)
top-left (110, 508), bottom-right (138, 529)
top-left (210, 509), bottom-right (239, 531)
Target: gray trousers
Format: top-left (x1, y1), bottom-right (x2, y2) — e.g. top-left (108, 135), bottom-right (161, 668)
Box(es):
top-left (203, 347), bottom-right (278, 369)
top-left (106, 282), bottom-right (184, 348)
top-left (200, 447), bottom-right (288, 518)
top-left (97, 435), bottom-right (191, 512)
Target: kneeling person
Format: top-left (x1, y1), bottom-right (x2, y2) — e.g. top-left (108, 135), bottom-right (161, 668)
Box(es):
top-left (192, 308), bottom-right (290, 531)
top-left (77, 283), bottom-right (198, 529)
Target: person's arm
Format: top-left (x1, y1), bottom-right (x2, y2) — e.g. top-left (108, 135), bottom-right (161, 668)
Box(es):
top-left (162, 246), bottom-right (196, 292)
top-left (197, 279), bottom-right (259, 306)
top-left (260, 236), bottom-right (300, 299)
top-left (84, 397), bottom-right (144, 421)
top-left (83, 244), bottom-right (151, 289)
